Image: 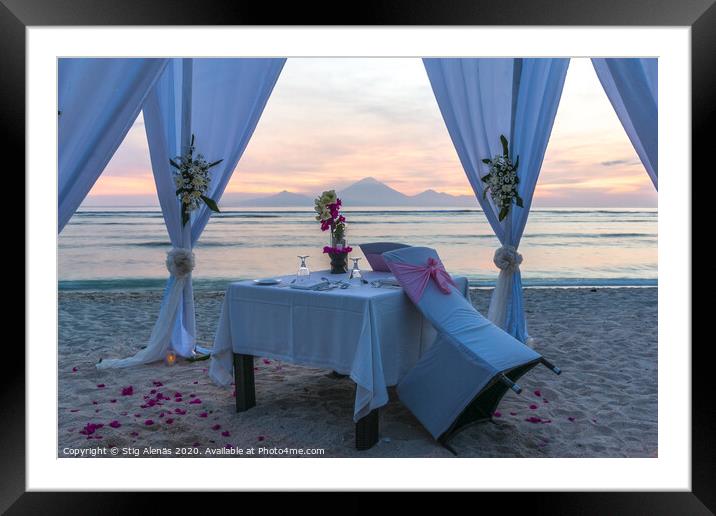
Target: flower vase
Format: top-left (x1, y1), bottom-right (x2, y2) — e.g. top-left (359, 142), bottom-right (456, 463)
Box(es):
top-left (329, 238), bottom-right (348, 274)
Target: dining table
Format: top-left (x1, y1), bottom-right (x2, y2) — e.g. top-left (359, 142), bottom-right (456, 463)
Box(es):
top-left (208, 269), bottom-right (469, 450)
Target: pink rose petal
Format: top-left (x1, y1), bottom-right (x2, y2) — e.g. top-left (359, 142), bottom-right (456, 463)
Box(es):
top-left (70, 409), bottom-right (79, 413)
top-left (510, 412), bottom-right (518, 416)
top-left (262, 359), bottom-right (271, 365)
top-left (212, 424), bottom-right (221, 431)
top-left (189, 398), bottom-right (201, 404)
top-left (97, 384), bottom-right (105, 389)
top-left (72, 367), bottom-right (78, 373)
top-left (526, 416), bottom-right (542, 424)
top-left (534, 390), bottom-right (541, 397)
top-left (493, 411), bottom-right (502, 418)
top-left (166, 418), bottom-right (174, 424)
top-left (221, 431), bottom-right (230, 437)
top-left (257, 435), bottom-right (265, 441)
top-left (153, 381), bottom-right (163, 387)
top-left (174, 408), bottom-right (186, 415)
top-left (110, 399), bottom-right (117, 403)
top-left (144, 419), bottom-right (154, 426)
top-left (109, 420), bottom-right (121, 429)
top-left (121, 386), bottom-right (134, 396)
top-left (529, 404), bottom-right (538, 410)
top-left (198, 412), bottom-right (208, 418)
top-left (568, 416), bottom-right (576, 422)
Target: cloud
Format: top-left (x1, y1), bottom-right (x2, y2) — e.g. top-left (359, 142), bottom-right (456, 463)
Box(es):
top-left (601, 159), bottom-right (640, 167)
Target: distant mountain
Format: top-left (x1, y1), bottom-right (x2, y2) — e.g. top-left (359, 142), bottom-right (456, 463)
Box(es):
top-left (232, 177), bottom-right (478, 207)
top-left (411, 188), bottom-right (476, 207)
top-left (338, 177), bottom-right (408, 205)
top-left (240, 190), bottom-right (314, 207)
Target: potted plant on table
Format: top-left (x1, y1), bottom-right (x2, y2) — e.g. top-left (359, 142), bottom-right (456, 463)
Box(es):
top-left (315, 190), bottom-right (352, 274)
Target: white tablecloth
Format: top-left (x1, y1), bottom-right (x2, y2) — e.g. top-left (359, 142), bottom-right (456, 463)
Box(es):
top-left (209, 270), bottom-right (469, 421)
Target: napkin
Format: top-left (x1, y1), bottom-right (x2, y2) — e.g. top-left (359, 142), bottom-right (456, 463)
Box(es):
top-left (289, 279), bottom-right (330, 290)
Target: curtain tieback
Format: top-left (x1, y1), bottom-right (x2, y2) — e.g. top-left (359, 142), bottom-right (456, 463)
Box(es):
top-left (166, 248), bottom-right (195, 279)
top-left (493, 245), bottom-right (523, 273)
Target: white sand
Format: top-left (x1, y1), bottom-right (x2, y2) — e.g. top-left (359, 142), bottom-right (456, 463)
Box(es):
top-left (58, 287), bottom-right (657, 458)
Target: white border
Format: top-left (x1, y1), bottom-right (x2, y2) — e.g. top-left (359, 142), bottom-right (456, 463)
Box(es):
top-left (27, 27), bottom-right (690, 491)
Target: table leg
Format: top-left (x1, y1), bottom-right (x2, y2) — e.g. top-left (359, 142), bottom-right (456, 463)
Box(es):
top-left (355, 409), bottom-right (379, 450)
top-left (233, 353), bottom-right (256, 412)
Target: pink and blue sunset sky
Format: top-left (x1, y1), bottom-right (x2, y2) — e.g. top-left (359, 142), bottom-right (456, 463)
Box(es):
top-left (86, 58), bottom-right (657, 208)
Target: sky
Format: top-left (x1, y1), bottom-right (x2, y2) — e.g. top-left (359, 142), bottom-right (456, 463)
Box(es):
top-left (84, 58), bottom-right (657, 208)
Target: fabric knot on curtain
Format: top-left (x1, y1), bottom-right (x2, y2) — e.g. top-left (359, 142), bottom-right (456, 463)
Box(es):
top-left (493, 245), bottom-right (523, 272)
top-left (166, 248), bottom-right (195, 279)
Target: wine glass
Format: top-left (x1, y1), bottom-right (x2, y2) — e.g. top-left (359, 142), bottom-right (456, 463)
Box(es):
top-left (297, 255), bottom-right (310, 283)
top-left (348, 256), bottom-right (363, 284)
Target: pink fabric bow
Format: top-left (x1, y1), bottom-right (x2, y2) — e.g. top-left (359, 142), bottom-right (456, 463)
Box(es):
top-left (387, 257), bottom-right (456, 303)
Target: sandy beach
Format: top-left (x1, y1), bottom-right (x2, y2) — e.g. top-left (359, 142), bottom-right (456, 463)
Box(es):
top-left (58, 287), bottom-right (657, 458)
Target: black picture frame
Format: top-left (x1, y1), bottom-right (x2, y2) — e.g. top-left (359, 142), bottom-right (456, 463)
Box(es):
top-left (5, 0), bottom-right (708, 512)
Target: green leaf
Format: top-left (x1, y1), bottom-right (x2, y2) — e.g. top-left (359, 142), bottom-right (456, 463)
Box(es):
top-left (208, 159), bottom-right (224, 168)
top-left (482, 189), bottom-right (488, 200)
top-left (500, 134), bottom-right (509, 157)
top-left (169, 159), bottom-right (182, 170)
top-left (201, 195), bottom-right (220, 213)
top-left (514, 155), bottom-right (519, 170)
top-left (481, 173), bottom-right (492, 183)
top-left (515, 195), bottom-right (524, 208)
top-left (481, 158), bottom-right (492, 164)
top-left (181, 209), bottom-right (190, 227)
top-left (498, 206), bottom-right (509, 221)
top-left (175, 188), bottom-right (183, 195)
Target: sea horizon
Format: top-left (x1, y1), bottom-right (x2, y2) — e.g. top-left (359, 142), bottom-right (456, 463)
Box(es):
top-left (59, 205), bottom-right (658, 291)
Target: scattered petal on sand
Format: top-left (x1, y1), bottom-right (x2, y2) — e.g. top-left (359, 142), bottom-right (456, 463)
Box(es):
top-left (109, 420), bottom-right (121, 429)
top-left (150, 389), bottom-right (157, 395)
top-left (72, 367), bottom-right (78, 373)
top-left (198, 412), bottom-right (208, 418)
top-left (221, 431), bottom-right (230, 437)
top-left (166, 418), bottom-right (174, 424)
top-left (153, 381), bottom-right (163, 387)
top-left (174, 408), bottom-right (187, 415)
top-left (130, 431), bottom-right (139, 437)
top-left (534, 390), bottom-right (541, 397)
top-left (96, 384), bottom-right (105, 389)
top-left (510, 412), bottom-right (518, 416)
top-left (493, 411), bottom-right (502, 418)
top-left (257, 435), bottom-right (265, 441)
top-left (193, 381), bottom-right (198, 385)
top-left (211, 424), bottom-right (221, 431)
top-left (144, 419), bottom-right (154, 426)
top-left (110, 399), bottom-right (117, 403)
top-left (529, 404), bottom-right (538, 410)
top-left (92, 401), bottom-right (98, 405)
top-left (262, 359), bottom-right (271, 365)
top-left (134, 413), bottom-right (141, 418)
top-left (568, 417), bottom-right (576, 422)
top-left (189, 398), bottom-right (202, 405)
top-left (192, 442), bottom-right (200, 447)
top-left (543, 399), bottom-right (549, 404)
top-left (70, 409), bottom-right (79, 413)
top-left (121, 386), bottom-right (134, 396)
top-left (526, 416), bottom-right (542, 424)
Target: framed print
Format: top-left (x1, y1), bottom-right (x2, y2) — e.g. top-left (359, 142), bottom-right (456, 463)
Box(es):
top-left (6, 0), bottom-right (711, 511)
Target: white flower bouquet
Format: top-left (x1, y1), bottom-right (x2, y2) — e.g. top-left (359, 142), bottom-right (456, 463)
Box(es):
top-left (481, 135), bottom-right (524, 221)
top-left (170, 134), bottom-right (223, 226)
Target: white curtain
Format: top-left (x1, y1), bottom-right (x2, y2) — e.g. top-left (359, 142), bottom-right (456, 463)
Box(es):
top-left (98, 58), bottom-right (285, 368)
top-left (58, 58), bottom-right (168, 232)
top-left (424, 58), bottom-right (569, 342)
top-left (592, 58), bottom-right (658, 189)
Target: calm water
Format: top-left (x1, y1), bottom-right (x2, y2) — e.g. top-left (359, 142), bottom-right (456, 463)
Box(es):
top-left (58, 207), bottom-right (657, 290)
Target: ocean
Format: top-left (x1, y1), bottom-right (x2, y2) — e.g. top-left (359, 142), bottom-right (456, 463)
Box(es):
top-left (58, 207), bottom-right (657, 291)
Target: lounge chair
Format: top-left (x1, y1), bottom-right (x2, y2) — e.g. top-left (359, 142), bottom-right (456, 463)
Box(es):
top-left (382, 246), bottom-right (560, 454)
